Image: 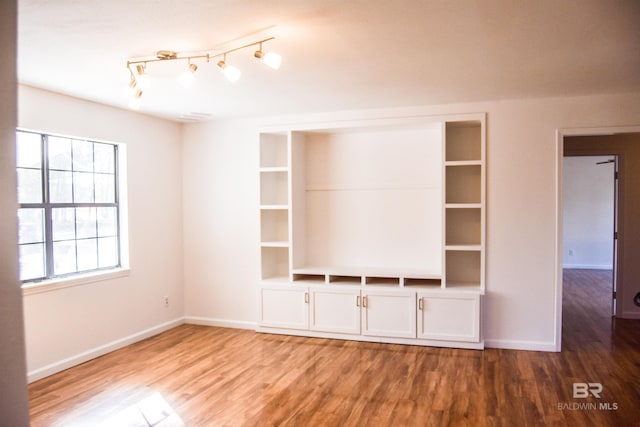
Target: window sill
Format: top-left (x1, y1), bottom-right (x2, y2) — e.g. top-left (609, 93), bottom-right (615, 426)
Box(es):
top-left (22, 268), bottom-right (131, 296)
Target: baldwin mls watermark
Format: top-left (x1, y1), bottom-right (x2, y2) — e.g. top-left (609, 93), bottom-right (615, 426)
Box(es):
top-left (557, 382), bottom-right (618, 411)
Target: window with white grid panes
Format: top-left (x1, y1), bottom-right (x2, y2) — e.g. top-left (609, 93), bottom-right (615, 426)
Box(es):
top-left (16, 130), bottom-right (121, 282)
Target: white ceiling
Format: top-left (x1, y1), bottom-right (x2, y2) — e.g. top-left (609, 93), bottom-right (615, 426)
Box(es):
top-left (18, 0), bottom-right (640, 122)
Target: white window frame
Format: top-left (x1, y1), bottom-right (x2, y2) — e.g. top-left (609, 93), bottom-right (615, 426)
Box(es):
top-left (17, 129), bottom-right (130, 294)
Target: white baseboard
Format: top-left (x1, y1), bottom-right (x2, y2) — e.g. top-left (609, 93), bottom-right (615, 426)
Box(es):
top-left (485, 338), bottom-right (558, 352)
top-left (184, 316), bottom-right (256, 330)
top-left (27, 317), bottom-right (185, 383)
top-left (26, 317), bottom-right (570, 383)
top-left (562, 264), bottom-right (612, 270)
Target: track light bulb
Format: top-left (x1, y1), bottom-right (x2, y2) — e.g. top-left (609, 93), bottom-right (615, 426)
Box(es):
top-left (178, 63), bottom-right (198, 88)
top-left (135, 64), bottom-right (151, 89)
top-left (217, 59), bottom-right (241, 83)
top-left (122, 78), bottom-right (137, 98)
top-left (254, 50), bottom-right (282, 70)
top-left (128, 89), bottom-right (143, 110)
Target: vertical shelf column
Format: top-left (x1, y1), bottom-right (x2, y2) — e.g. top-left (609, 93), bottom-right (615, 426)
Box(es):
top-left (290, 131), bottom-right (307, 278)
top-left (443, 118), bottom-right (485, 291)
top-left (259, 132), bottom-right (291, 281)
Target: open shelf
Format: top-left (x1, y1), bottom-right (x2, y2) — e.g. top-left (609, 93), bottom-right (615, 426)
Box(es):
top-left (260, 241), bottom-right (289, 248)
top-left (292, 273), bottom-right (326, 284)
top-left (260, 166), bottom-right (289, 173)
top-left (445, 203), bottom-right (481, 209)
top-left (365, 276), bottom-right (401, 286)
top-left (260, 133), bottom-right (288, 168)
top-left (445, 244), bottom-right (482, 251)
top-left (445, 122), bottom-right (481, 162)
top-left (328, 275), bottom-right (362, 285)
top-left (290, 266), bottom-right (443, 288)
top-left (445, 250), bottom-right (481, 288)
top-left (446, 208), bottom-right (481, 246)
top-left (444, 282), bottom-right (483, 291)
top-left (445, 160), bottom-right (482, 167)
top-left (261, 246), bottom-right (289, 280)
top-left (260, 171), bottom-right (288, 206)
top-left (445, 165), bottom-right (481, 204)
top-left (260, 209), bottom-right (288, 243)
top-left (403, 278), bottom-right (442, 287)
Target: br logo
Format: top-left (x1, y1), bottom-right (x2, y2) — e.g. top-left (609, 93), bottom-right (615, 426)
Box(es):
top-left (573, 383), bottom-right (602, 398)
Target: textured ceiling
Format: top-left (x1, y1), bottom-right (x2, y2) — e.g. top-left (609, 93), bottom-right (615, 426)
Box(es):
top-left (17, 0), bottom-right (640, 122)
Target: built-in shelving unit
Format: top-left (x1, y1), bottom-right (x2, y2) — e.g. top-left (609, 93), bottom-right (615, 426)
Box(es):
top-left (443, 120), bottom-right (485, 291)
top-left (258, 114), bottom-right (485, 349)
top-left (259, 132), bottom-right (290, 281)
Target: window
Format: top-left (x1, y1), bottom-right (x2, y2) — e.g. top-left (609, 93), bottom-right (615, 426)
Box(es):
top-left (16, 130), bottom-right (122, 282)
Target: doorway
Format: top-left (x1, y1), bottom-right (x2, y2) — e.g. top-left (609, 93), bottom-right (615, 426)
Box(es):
top-left (555, 127), bottom-right (640, 351)
top-left (562, 155), bottom-right (617, 317)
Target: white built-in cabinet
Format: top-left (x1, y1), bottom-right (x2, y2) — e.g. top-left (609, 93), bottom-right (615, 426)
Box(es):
top-left (310, 287), bottom-right (360, 334)
top-left (258, 114), bottom-right (485, 349)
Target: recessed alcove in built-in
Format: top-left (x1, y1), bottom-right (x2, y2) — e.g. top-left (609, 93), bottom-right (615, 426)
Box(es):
top-left (445, 122), bottom-right (481, 162)
top-left (445, 165), bottom-right (481, 204)
top-left (260, 246), bottom-right (289, 281)
top-left (259, 133), bottom-right (288, 168)
top-left (290, 125), bottom-right (443, 277)
top-left (260, 171), bottom-right (288, 206)
top-left (404, 278), bottom-right (442, 287)
top-left (445, 208), bottom-right (481, 246)
top-left (445, 250), bottom-right (482, 288)
top-left (260, 208), bottom-right (288, 243)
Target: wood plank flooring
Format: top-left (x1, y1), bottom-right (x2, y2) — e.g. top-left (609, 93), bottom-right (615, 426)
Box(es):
top-left (29, 270), bottom-right (640, 426)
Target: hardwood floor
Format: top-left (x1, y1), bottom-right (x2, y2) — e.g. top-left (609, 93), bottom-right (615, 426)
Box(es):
top-left (29, 270), bottom-right (640, 426)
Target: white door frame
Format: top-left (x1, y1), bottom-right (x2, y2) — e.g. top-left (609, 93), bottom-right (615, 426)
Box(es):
top-left (555, 125), bottom-right (640, 351)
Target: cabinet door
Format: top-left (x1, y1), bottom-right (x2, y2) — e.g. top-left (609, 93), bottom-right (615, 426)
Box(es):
top-left (417, 293), bottom-right (480, 342)
top-left (260, 286), bottom-right (309, 330)
top-left (310, 287), bottom-right (361, 334)
top-left (362, 290), bottom-right (416, 339)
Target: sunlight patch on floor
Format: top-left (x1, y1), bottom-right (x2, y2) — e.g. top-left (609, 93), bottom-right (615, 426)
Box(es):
top-left (98, 392), bottom-right (184, 427)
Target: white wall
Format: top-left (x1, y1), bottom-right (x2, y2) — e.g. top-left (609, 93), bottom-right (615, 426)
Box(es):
top-left (182, 92), bottom-right (640, 351)
top-left (182, 119), bottom-right (260, 328)
top-left (19, 86), bottom-right (185, 381)
top-left (563, 156), bottom-right (614, 269)
top-left (0, 0), bottom-right (30, 423)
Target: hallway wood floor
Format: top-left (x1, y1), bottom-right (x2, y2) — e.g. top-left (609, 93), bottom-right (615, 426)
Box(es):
top-left (29, 270), bottom-right (640, 426)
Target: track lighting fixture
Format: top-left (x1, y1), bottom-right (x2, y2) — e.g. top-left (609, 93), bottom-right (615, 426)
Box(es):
top-left (217, 54), bottom-right (241, 83)
top-left (124, 37), bottom-right (281, 110)
top-left (135, 65), bottom-right (151, 89)
top-left (254, 42), bottom-right (282, 70)
top-left (128, 89), bottom-right (143, 110)
top-left (178, 63), bottom-right (198, 88)
top-left (123, 78), bottom-right (137, 98)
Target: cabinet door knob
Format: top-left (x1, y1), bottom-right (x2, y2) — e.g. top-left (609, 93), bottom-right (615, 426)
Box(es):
top-left (356, 296), bottom-right (361, 307)
top-left (418, 298), bottom-right (423, 310)
top-left (304, 292), bottom-right (309, 304)
top-left (362, 296), bottom-right (367, 308)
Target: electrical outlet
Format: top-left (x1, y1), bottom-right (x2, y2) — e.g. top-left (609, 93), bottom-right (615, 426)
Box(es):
top-left (164, 296), bottom-right (169, 307)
